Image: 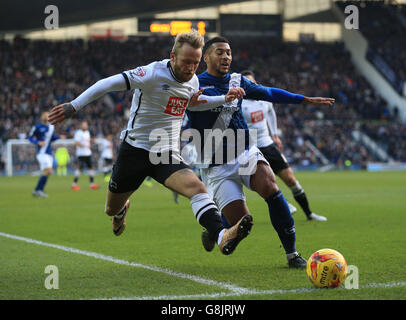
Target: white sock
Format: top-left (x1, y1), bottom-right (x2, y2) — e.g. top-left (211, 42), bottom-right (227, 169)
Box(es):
top-left (290, 181), bottom-right (304, 196)
top-left (74, 169), bottom-right (80, 178)
top-left (190, 193), bottom-right (217, 223)
top-left (286, 251), bottom-right (299, 260)
top-left (217, 229), bottom-right (225, 246)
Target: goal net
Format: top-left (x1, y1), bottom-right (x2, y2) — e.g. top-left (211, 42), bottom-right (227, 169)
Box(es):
top-left (5, 138), bottom-right (106, 176)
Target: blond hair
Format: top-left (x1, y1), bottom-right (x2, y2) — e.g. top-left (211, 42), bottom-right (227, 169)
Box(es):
top-left (171, 29), bottom-right (204, 55)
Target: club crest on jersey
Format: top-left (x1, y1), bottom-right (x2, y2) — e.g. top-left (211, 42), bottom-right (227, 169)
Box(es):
top-left (164, 96), bottom-right (188, 117)
top-left (161, 84), bottom-right (171, 91)
top-left (129, 67), bottom-right (146, 78)
top-left (250, 110), bottom-right (264, 123)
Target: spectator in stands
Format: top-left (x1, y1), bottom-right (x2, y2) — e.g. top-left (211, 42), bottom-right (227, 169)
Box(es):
top-left (0, 34), bottom-right (404, 172)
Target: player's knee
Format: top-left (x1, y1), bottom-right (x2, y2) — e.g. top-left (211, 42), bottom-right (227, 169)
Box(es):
top-left (187, 180), bottom-right (207, 197)
top-left (282, 172), bottom-right (297, 187)
top-left (104, 205), bottom-right (116, 216)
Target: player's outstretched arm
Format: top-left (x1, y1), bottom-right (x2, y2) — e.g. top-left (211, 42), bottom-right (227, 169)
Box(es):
top-left (189, 87), bottom-right (246, 111)
top-left (302, 96), bottom-right (335, 107)
top-left (48, 74), bottom-right (127, 125)
top-left (245, 79), bottom-right (335, 107)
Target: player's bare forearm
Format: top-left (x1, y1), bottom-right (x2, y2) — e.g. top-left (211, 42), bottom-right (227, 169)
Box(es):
top-left (48, 103), bottom-right (76, 124)
top-left (273, 135), bottom-right (283, 152)
top-left (302, 96), bottom-right (335, 107)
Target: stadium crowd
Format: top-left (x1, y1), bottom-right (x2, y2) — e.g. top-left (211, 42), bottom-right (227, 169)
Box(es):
top-left (361, 121), bottom-right (406, 162)
top-left (228, 37), bottom-right (402, 165)
top-left (1, 32), bottom-right (404, 174)
top-left (336, 1), bottom-right (406, 94)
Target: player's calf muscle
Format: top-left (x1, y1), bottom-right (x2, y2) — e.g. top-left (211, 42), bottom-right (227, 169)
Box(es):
top-left (278, 168), bottom-right (297, 187)
top-left (251, 163), bottom-right (279, 198)
top-left (105, 191), bottom-right (132, 216)
top-left (105, 205), bottom-right (117, 216)
top-left (223, 200), bottom-right (249, 226)
top-left (105, 201), bottom-right (124, 216)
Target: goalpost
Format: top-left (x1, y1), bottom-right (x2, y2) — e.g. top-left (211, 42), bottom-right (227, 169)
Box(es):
top-left (5, 138), bottom-right (106, 176)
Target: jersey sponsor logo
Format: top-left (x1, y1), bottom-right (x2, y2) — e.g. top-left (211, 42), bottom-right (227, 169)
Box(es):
top-left (129, 67), bottom-right (146, 78)
top-left (250, 110), bottom-right (264, 123)
top-left (210, 106), bottom-right (240, 113)
top-left (164, 96), bottom-right (188, 117)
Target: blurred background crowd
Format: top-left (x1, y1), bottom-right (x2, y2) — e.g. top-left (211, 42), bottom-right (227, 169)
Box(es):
top-left (1, 0), bottom-right (405, 174)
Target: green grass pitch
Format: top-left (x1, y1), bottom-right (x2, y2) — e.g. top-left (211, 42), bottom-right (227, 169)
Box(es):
top-left (0, 171), bottom-right (405, 300)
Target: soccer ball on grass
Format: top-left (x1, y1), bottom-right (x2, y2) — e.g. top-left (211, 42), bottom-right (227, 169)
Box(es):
top-left (306, 248), bottom-right (348, 288)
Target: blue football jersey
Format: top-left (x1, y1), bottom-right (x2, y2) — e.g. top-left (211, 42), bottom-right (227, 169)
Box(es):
top-left (186, 71), bottom-right (304, 166)
top-left (28, 123), bottom-right (59, 155)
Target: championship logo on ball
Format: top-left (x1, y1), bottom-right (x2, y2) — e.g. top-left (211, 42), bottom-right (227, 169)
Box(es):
top-left (306, 248), bottom-right (348, 288)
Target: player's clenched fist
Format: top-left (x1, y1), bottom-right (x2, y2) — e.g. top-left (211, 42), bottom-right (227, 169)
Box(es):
top-left (48, 103), bottom-right (76, 124)
top-left (225, 87), bottom-right (246, 102)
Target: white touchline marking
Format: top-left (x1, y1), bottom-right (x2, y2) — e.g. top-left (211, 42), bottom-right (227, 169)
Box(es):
top-left (0, 231), bottom-right (250, 294)
top-left (98, 281), bottom-right (406, 300)
top-left (2, 231), bottom-right (405, 300)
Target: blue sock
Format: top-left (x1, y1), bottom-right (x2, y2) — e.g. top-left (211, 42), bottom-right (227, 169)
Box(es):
top-left (221, 213), bottom-right (231, 228)
top-left (265, 190), bottom-right (296, 254)
top-left (35, 175), bottom-right (48, 191)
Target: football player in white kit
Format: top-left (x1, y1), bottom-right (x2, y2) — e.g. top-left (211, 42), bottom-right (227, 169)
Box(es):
top-left (48, 30), bottom-right (252, 256)
top-left (240, 70), bottom-right (327, 222)
top-left (100, 133), bottom-right (114, 181)
top-left (72, 121), bottom-right (100, 190)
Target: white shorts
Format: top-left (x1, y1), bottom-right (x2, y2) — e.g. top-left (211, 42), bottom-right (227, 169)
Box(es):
top-left (180, 143), bottom-right (198, 166)
top-left (36, 154), bottom-right (53, 171)
top-left (200, 146), bottom-right (269, 211)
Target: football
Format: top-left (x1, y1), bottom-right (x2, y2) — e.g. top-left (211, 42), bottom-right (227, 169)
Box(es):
top-left (306, 249), bottom-right (348, 288)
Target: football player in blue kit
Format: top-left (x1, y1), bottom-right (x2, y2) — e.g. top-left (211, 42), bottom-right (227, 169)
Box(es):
top-left (28, 111), bottom-right (60, 198)
top-left (240, 70), bottom-right (327, 222)
top-left (187, 37), bottom-right (334, 268)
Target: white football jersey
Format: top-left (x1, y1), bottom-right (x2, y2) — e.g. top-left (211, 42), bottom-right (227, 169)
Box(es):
top-left (101, 138), bottom-right (113, 159)
top-left (120, 59), bottom-right (201, 153)
top-left (241, 99), bottom-right (276, 148)
top-left (74, 129), bottom-right (92, 157)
